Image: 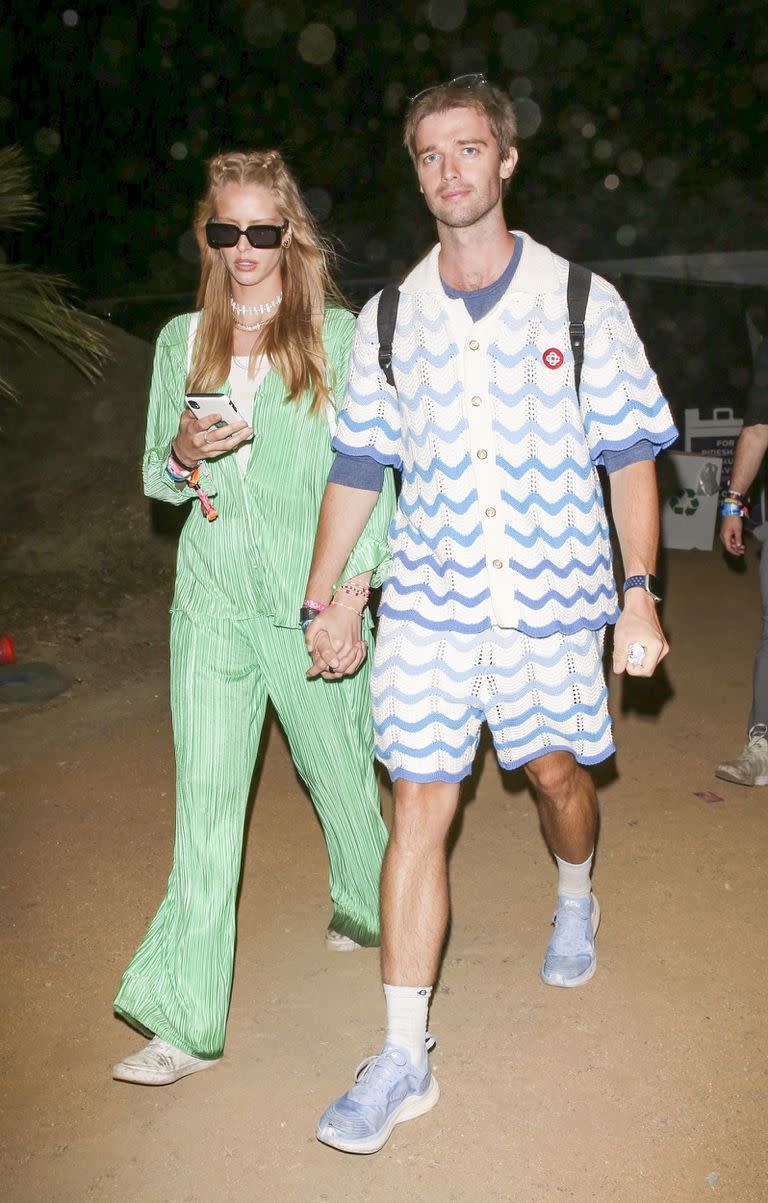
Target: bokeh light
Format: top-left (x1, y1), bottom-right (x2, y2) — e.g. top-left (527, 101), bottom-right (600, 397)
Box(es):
top-left (513, 97), bottom-right (542, 139)
top-left (62, 9), bottom-right (79, 26)
top-left (615, 224), bottom-right (637, 246)
top-left (426, 0), bottom-right (467, 34)
top-left (298, 23), bottom-right (336, 65)
top-left (604, 173), bottom-right (620, 191)
top-left (170, 141), bottom-right (188, 160)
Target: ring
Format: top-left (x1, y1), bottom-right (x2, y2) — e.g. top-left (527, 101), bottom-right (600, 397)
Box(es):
top-left (203, 430), bottom-right (211, 444)
top-left (627, 641), bottom-right (647, 667)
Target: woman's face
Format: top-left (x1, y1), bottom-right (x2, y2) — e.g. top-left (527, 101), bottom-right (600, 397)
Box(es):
top-left (213, 181), bottom-right (287, 297)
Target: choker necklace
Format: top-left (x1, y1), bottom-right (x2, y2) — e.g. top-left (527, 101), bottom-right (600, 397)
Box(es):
top-left (230, 292), bottom-right (283, 318)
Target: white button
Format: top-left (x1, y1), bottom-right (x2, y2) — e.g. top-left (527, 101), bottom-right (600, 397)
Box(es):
top-left (492, 559), bottom-right (503, 569)
top-left (471, 395), bottom-right (482, 407)
top-left (476, 449), bottom-right (487, 460)
top-left (468, 339), bottom-right (480, 350)
top-left (485, 506), bottom-right (496, 517)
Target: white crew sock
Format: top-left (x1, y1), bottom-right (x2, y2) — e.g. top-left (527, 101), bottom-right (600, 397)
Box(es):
top-left (555, 851), bottom-right (594, 899)
top-left (383, 983), bottom-right (432, 1069)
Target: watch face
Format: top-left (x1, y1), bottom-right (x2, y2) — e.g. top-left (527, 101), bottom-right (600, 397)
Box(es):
top-left (647, 574), bottom-right (662, 601)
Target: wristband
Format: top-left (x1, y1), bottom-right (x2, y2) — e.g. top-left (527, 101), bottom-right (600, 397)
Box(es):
top-left (302, 598), bottom-right (328, 613)
top-left (170, 441), bottom-right (198, 472)
top-left (300, 606), bottom-right (322, 630)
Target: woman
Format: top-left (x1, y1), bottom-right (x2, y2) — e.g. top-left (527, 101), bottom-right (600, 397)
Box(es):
top-left (112, 150), bottom-right (394, 1085)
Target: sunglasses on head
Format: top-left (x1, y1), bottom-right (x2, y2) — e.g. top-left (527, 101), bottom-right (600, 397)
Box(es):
top-left (409, 72), bottom-right (488, 105)
top-left (205, 219), bottom-right (289, 249)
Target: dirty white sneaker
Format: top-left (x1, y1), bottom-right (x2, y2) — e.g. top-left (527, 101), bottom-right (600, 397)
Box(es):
top-left (112, 1035), bottom-right (220, 1085)
top-left (715, 724), bottom-right (768, 786)
top-left (325, 928), bottom-right (363, 952)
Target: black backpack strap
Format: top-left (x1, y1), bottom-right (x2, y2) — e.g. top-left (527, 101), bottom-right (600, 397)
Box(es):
top-left (377, 284), bottom-right (401, 388)
top-left (567, 262), bottom-right (591, 400)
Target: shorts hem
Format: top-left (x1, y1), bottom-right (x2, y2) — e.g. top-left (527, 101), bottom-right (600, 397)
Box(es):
top-left (497, 740), bottom-right (616, 773)
top-left (384, 764), bottom-right (475, 784)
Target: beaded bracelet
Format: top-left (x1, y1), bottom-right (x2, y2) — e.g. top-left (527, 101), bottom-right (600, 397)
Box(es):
top-left (302, 598), bottom-right (328, 612)
top-left (336, 582), bottom-right (371, 599)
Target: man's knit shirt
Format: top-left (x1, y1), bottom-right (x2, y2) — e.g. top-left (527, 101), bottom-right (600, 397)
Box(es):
top-left (333, 232), bottom-right (678, 637)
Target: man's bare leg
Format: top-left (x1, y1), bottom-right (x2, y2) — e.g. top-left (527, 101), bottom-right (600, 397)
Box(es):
top-left (524, 750), bottom-right (600, 987)
top-left (381, 778), bottom-right (461, 985)
top-left (316, 779), bottom-right (457, 1153)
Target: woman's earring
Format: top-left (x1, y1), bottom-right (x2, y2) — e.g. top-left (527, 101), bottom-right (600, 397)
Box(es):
top-left (283, 235), bottom-right (292, 249)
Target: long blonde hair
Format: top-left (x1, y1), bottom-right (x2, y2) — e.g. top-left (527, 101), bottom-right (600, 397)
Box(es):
top-left (187, 149), bottom-right (347, 413)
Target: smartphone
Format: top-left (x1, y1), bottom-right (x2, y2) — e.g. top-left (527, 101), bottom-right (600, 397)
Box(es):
top-left (185, 392), bottom-right (243, 429)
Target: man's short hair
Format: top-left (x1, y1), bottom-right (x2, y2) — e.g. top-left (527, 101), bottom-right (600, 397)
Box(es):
top-left (403, 79), bottom-right (518, 173)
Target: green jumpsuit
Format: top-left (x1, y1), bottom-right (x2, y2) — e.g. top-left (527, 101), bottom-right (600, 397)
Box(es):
top-left (114, 307), bottom-right (394, 1059)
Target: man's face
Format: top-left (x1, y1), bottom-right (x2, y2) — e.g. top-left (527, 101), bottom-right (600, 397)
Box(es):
top-left (413, 106), bottom-right (517, 231)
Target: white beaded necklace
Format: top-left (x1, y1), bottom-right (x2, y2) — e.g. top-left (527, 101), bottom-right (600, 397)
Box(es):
top-left (230, 292), bottom-right (283, 317)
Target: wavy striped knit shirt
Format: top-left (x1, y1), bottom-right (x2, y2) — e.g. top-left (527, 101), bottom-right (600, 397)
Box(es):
top-left (334, 232), bottom-right (678, 637)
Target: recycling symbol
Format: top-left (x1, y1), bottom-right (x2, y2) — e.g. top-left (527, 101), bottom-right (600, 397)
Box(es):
top-left (669, 488), bottom-right (699, 516)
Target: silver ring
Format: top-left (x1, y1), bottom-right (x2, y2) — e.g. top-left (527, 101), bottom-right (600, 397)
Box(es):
top-left (627, 641), bottom-right (647, 667)
top-left (203, 430), bottom-right (211, 444)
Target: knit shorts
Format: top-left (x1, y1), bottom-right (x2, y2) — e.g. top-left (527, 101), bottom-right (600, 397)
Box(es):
top-left (370, 617), bottom-right (614, 784)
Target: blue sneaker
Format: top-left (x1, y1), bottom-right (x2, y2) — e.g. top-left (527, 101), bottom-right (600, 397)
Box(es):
top-left (316, 1041), bottom-right (440, 1154)
top-left (541, 893), bottom-right (601, 988)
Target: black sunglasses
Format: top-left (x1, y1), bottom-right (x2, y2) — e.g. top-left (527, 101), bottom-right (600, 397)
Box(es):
top-left (205, 219), bottom-right (289, 249)
top-left (409, 73), bottom-right (488, 105)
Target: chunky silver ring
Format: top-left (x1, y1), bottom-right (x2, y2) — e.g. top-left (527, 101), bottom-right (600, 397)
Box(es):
top-left (203, 429), bottom-right (211, 444)
top-left (627, 641), bottom-right (647, 667)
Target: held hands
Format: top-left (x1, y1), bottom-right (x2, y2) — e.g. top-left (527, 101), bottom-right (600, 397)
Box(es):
top-left (720, 515), bottom-right (745, 556)
top-left (612, 589), bottom-right (669, 678)
top-left (173, 408), bottom-right (253, 466)
top-left (305, 604), bottom-right (367, 680)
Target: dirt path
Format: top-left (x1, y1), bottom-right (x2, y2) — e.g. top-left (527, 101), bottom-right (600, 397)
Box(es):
top-left (2, 542), bottom-right (767, 1203)
top-left (2, 328), bottom-right (766, 1200)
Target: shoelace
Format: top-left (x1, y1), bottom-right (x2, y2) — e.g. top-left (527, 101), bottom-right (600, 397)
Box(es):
top-left (350, 1048), bottom-right (409, 1102)
top-left (747, 724), bottom-right (768, 748)
top-left (550, 900), bottom-right (592, 954)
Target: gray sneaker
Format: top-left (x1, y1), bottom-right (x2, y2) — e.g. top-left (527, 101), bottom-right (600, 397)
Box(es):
top-left (715, 724), bottom-right (768, 786)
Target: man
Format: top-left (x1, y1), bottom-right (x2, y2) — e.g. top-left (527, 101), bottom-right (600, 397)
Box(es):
top-left (715, 336), bottom-right (768, 785)
top-left (302, 76), bottom-right (677, 1154)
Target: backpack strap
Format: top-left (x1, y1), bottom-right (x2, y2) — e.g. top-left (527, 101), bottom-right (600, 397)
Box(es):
top-left (566, 262), bottom-right (591, 400)
top-left (377, 284), bottom-right (401, 388)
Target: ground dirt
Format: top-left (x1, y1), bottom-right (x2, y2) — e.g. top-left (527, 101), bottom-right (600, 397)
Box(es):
top-left (1, 326), bottom-right (766, 1202)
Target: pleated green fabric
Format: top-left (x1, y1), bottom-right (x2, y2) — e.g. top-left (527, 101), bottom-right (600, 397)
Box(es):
top-left (113, 305), bottom-right (394, 1059)
top-left (114, 613), bottom-right (386, 1058)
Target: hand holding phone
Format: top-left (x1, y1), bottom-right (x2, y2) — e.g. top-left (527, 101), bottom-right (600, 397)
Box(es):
top-left (173, 393), bottom-right (253, 465)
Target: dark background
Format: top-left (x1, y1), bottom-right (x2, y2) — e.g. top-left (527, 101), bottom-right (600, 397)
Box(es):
top-left (3, 0), bottom-right (767, 423)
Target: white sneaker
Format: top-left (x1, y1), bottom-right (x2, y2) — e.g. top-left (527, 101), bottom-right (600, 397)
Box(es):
top-left (715, 724), bottom-right (768, 786)
top-left (112, 1035), bottom-right (220, 1085)
top-left (325, 927), bottom-right (363, 952)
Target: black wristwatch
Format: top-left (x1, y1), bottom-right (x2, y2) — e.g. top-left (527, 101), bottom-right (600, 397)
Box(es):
top-left (623, 574), bottom-right (662, 602)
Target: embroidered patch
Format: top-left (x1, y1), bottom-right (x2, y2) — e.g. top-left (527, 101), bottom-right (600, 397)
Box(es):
top-left (542, 347), bottom-right (564, 369)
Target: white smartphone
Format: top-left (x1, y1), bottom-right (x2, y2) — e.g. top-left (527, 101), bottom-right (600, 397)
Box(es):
top-left (185, 392), bottom-right (243, 429)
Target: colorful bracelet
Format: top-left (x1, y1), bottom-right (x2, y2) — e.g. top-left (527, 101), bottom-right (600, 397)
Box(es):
top-left (720, 500), bottom-right (749, 519)
top-left (336, 581), bottom-right (371, 600)
top-left (302, 598), bottom-right (328, 612)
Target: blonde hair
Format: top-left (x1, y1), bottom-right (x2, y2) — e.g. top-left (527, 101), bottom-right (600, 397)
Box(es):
top-left (187, 149), bottom-right (347, 413)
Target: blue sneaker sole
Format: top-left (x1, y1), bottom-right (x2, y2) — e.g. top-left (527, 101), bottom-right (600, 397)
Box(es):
top-left (316, 1074), bottom-right (440, 1155)
top-left (540, 894), bottom-right (601, 989)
